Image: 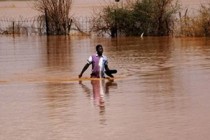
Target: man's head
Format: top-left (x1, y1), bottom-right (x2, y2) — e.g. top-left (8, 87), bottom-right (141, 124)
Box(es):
top-left (96, 44), bottom-right (103, 56)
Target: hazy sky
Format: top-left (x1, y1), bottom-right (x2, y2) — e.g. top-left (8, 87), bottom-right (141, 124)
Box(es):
top-left (73, 0), bottom-right (209, 4)
top-left (0, 0), bottom-right (209, 17)
top-left (72, 0), bottom-right (209, 12)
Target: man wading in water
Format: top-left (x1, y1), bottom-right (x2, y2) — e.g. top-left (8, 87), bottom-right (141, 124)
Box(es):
top-left (79, 44), bottom-right (117, 78)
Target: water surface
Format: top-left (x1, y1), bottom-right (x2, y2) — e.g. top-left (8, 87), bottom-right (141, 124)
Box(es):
top-left (1, 36), bottom-right (210, 140)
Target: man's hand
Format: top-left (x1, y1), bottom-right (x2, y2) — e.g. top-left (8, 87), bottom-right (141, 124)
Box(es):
top-left (78, 63), bottom-right (90, 79)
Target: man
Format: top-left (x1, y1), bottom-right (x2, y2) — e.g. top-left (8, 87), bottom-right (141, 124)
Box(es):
top-left (79, 44), bottom-right (117, 78)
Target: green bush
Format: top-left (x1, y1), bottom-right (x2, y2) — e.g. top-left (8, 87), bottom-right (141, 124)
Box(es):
top-left (92, 0), bottom-right (180, 37)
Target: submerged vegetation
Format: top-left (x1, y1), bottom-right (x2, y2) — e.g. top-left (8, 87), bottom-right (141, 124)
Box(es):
top-left (92, 0), bottom-right (180, 37)
top-left (177, 4), bottom-right (210, 37)
top-left (92, 0), bottom-right (210, 37)
top-left (34, 0), bottom-right (72, 35)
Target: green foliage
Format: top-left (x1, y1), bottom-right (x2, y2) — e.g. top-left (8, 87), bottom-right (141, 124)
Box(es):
top-left (92, 0), bottom-right (180, 37)
top-left (132, 0), bottom-right (155, 35)
top-left (132, 0), bottom-right (180, 36)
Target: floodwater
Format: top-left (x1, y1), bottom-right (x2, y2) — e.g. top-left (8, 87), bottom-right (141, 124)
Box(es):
top-left (1, 35), bottom-right (210, 140)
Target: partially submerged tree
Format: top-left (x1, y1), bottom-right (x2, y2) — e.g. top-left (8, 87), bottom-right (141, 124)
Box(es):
top-left (153, 0), bottom-right (180, 36)
top-left (91, 1), bottom-right (134, 37)
top-left (34, 0), bottom-right (72, 35)
top-left (92, 0), bottom-right (180, 37)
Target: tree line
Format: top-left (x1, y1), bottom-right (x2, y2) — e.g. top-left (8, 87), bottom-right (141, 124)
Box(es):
top-left (34, 0), bottom-right (210, 37)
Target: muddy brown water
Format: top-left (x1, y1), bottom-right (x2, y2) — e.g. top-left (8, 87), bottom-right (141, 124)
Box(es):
top-left (1, 35), bottom-right (210, 140)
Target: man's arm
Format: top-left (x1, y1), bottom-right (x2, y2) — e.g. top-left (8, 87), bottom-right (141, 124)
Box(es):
top-left (105, 64), bottom-right (117, 78)
top-left (105, 64), bottom-right (114, 78)
top-left (105, 64), bottom-right (110, 71)
top-left (79, 63), bottom-right (90, 78)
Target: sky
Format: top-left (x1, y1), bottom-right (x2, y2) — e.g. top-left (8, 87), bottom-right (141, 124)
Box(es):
top-left (0, 0), bottom-right (209, 17)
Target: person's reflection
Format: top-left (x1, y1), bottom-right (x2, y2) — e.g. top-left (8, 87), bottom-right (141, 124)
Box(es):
top-left (79, 79), bottom-right (117, 111)
top-left (91, 80), bottom-right (105, 109)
